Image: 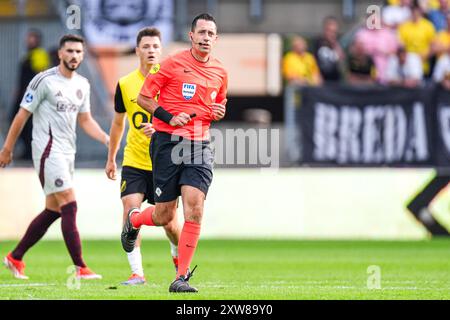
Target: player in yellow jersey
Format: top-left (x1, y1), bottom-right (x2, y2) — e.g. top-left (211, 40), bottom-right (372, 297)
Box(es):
top-left (105, 27), bottom-right (181, 285)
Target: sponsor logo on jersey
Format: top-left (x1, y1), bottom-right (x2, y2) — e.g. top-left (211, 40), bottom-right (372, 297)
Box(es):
top-left (211, 91), bottom-right (217, 101)
top-left (121, 180), bottom-right (127, 193)
top-left (155, 187), bottom-right (162, 197)
top-left (182, 83), bottom-right (196, 100)
top-left (55, 178), bottom-right (64, 187)
top-left (57, 101), bottom-right (78, 112)
top-left (24, 92), bottom-right (33, 103)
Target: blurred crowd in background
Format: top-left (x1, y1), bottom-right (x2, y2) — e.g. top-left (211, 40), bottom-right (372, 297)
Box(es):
top-left (4, 0), bottom-right (450, 164)
top-left (282, 0), bottom-right (450, 89)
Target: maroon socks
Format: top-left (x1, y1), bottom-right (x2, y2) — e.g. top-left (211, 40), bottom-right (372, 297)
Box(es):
top-left (12, 208), bottom-right (60, 260)
top-left (60, 201), bottom-right (86, 268)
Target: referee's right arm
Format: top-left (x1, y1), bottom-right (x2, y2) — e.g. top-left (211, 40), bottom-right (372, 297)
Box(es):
top-left (138, 59), bottom-right (191, 127)
top-left (137, 94), bottom-right (191, 127)
top-left (137, 92), bottom-right (160, 114)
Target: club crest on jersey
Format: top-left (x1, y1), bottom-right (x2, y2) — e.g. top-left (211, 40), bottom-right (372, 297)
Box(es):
top-left (150, 63), bottom-right (160, 74)
top-left (55, 178), bottom-right (64, 187)
top-left (182, 83), bottom-right (196, 100)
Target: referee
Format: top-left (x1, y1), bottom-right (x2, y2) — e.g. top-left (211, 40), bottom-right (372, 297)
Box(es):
top-left (121, 13), bottom-right (228, 293)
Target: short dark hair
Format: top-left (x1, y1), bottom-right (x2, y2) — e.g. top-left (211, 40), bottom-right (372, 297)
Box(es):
top-left (191, 13), bottom-right (217, 32)
top-left (397, 46), bottom-right (407, 54)
top-left (136, 27), bottom-right (161, 47)
top-left (59, 34), bottom-right (84, 48)
top-left (28, 28), bottom-right (42, 44)
top-left (412, 3), bottom-right (423, 13)
top-left (323, 16), bottom-right (338, 26)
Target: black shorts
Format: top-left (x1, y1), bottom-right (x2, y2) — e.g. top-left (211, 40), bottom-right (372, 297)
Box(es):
top-left (150, 131), bottom-right (214, 202)
top-left (120, 166), bottom-right (155, 204)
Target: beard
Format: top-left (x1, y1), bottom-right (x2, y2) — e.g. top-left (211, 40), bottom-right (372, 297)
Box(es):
top-left (63, 60), bottom-right (79, 71)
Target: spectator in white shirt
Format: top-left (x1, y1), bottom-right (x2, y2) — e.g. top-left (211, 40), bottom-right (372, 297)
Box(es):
top-left (433, 51), bottom-right (450, 89)
top-left (382, 0), bottom-right (413, 28)
top-left (386, 46), bottom-right (423, 87)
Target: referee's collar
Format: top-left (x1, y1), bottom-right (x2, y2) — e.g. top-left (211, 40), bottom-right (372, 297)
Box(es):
top-left (189, 49), bottom-right (210, 64)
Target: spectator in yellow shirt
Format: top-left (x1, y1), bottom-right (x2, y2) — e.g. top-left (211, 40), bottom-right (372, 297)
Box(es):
top-left (398, 5), bottom-right (436, 74)
top-left (282, 36), bottom-right (322, 86)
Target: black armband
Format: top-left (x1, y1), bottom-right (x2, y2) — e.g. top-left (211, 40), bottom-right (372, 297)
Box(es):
top-left (154, 106), bottom-right (174, 124)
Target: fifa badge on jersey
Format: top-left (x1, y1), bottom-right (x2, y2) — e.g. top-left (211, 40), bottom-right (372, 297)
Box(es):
top-left (24, 92), bottom-right (33, 103)
top-left (182, 83), bottom-right (196, 100)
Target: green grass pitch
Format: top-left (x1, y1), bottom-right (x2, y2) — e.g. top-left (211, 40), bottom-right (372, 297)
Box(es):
top-left (0, 239), bottom-right (449, 300)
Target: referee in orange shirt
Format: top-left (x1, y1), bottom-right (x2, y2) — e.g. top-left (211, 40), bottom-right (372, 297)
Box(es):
top-left (121, 13), bottom-right (228, 293)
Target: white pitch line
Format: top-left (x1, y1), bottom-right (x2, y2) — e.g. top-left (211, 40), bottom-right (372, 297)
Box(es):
top-left (0, 283), bottom-right (57, 287)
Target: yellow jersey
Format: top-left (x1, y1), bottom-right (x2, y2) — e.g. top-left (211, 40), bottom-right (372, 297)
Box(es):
top-left (282, 51), bottom-right (320, 85)
top-left (29, 47), bottom-right (50, 73)
top-left (114, 69), bottom-right (152, 171)
top-left (398, 18), bottom-right (436, 58)
top-left (435, 30), bottom-right (450, 52)
top-left (398, 18), bottom-right (436, 73)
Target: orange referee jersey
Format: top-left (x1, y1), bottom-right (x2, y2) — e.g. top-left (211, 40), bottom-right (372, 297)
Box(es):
top-left (140, 49), bottom-right (228, 141)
